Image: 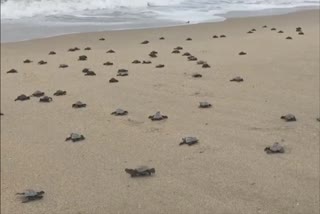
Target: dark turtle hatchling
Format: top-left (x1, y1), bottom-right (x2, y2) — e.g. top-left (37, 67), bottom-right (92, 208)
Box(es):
top-left (141, 40), bottom-right (149, 44)
top-left (286, 36), bottom-right (293, 40)
top-left (59, 64), bottom-right (68, 68)
top-left (186, 38), bottom-right (192, 41)
top-left (188, 56), bottom-right (197, 61)
top-left (316, 117), bottom-right (320, 122)
top-left (148, 111), bottom-right (168, 121)
top-left (117, 69), bottom-right (128, 76)
top-left (107, 49), bottom-right (115, 53)
top-left (84, 47), bottom-right (91, 50)
top-left (230, 76), bottom-right (244, 82)
top-left (149, 51), bottom-right (158, 58)
top-left (202, 63), bottom-right (210, 68)
top-left (72, 101), bottom-right (86, 108)
top-left (262, 25), bottom-right (268, 28)
top-left (68, 47), bottom-right (78, 52)
top-left (103, 61), bottom-right (113, 66)
top-left (155, 64), bottom-right (165, 68)
top-left (109, 78), bottom-right (119, 83)
top-left (238, 51), bottom-right (247, 55)
top-left (132, 60), bottom-right (141, 64)
top-left (298, 32), bottom-right (304, 35)
top-left (264, 142), bottom-right (284, 154)
top-left (296, 27), bottom-right (302, 32)
top-left (85, 71), bottom-right (96, 76)
top-left (174, 46), bottom-right (183, 50)
top-left (179, 137), bottom-right (199, 146)
top-left (23, 59), bottom-right (32, 63)
top-left (82, 68), bottom-right (90, 73)
top-left (78, 55), bottom-right (87, 61)
top-left (271, 28), bottom-right (276, 31)
top-left (15, 94), bottom-right (30, 101)
top-left (280, 114), bottom-right (296, 122)
top-left (39, 96), bottom-right (52, 102)
top-left (53, 90), bottom-right (66, 96)
top-left (192, 73), bottom-right (202, 78)
top-left (172, 50), bottom-right (180, 54)
top-left (197, 60), bottom-right (206, 65)
top-left (159, 37), bottom-right (165, 40)
top-left (183, 52), bottom-right (191, 56)
top-left (251, 29), bottom-right (256, 32)
top-left (212, 35), bottom-right (218, 38)
top-left (142, 60), bottom-right (152, 64)
top-left (278, 30), bottom-right (284, 33)
top-left (247, 31), bottom-right (253, 34)
top-left (99, 38), bottom-right (105, 41)
top-left (111, 108), bottom-right (128, 116)
top-left (31, 90), bottom-right (45, 97)
top-left (199, 101), bottom-right (212, 108)
top-left (0, 113), bottom-right (3, 116)
top-left (125, 166), bottom-right (155, 177)
top-left (49, 51), bottom-right (56, 55)
top-left (65, 133), bottom-right (85, 142)
top-left (38, 60), bottom-right (47, 65)
top-left (16, 189), bottom-right (45, 203)
top-left (7, 69), bottom-right (18, 73)
top-left (220, 35), bottom-right (226, 38)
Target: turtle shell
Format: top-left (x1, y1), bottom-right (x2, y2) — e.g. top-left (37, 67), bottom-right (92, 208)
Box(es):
top-left (181, 137), bottom-right (198, 145)
top-left (281, 114), bottom-right (296, 122)
top-left (112, 108), bottom-right (128, 116)
top-left (72, 101), bottom-right (86, 108)
top-left (199, 102), bottom-right (212, 108)
top-left (32, 90), bottom-right (45, 97)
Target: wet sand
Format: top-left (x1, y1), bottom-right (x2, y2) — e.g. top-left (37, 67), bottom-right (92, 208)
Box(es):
top-left (1, 10), bottom-right (319, 214)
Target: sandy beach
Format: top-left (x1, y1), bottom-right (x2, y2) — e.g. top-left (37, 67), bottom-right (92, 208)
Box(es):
top-left (1, 9), bottom-right (319, 214)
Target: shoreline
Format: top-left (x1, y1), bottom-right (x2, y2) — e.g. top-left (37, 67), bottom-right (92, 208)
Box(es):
top-left (1, 6), bottom-right (319, 44)
top-left (1, 9), bottom-right (319, 214)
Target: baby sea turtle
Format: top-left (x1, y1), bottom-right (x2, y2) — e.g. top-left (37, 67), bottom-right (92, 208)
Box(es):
top-left (188, 56), bottom-right (197, 61)
top-left (202, 63), bottom-right (210, 68)
top-left (183, 52), bottom-right (191, 56)
top-left (230, 76), bottom-right (244, 82)
top-left (296, 27), bottom-right (302, 32)
top-left (280, 114), bottom-right (296, 122)
top-left (109, 78), bottom-right (119, 83)
top-left (212, 35), bottom-right (218, 38)
top-left (192, 73), bottom-right (202, 78)
top-left (220, 35), bottom-right (226, 38)
top-left (262, 25), bottom-right (268, 28)
top-left (186, 38), bottom-right (192, 41)
top-left (78, 55), bottom-right (87, 61)
top-left (0, 113), bottom-right (3, 116)
top-left (53, 90), bottom-right (66, 96)
top-left (65, 133), bottom-right (85, 142)
top-left (23, 59), bottom-right (32, 63)
top-left (117, 69), bottom-right (128, 76)
top-left (125, 166), bottom-right (155, 177)
top-left (38, 60), bottom-right (47, 65)
top-left (132, 60), bottom-right (141, 64)
top-left (179, 137), bottom-right (199, 146)
top-left (155, 64), bottom-right (165, 68)
top-left (271, 28), bottom-right (276, 31)
top-left (49, 51), bottom-right (56, 55)
top-left (298, 32), bottom-right (304, 35)
top-left (142, 60), bottom-right (152, 64)
top-left (238, 51), bottom-right (247, 55)
top-left (107, 49), bottom-right (115, 53)
top-left (149, 51), bottom-right (158, 58)
top-left (15, 94), bottom-right (30, 101)
top-left (199, 101), bottom-right (212, 108)
top-left (247, 31), bottom-right (253, 34)
top-left (159, 37), bottom-right (165, 40)
top-left (39, 96), bottom-right (52, 102)
top-left (59, 64), bottom-right (68, 68)
top-left (286, 36), bottom-right (293, 40)
top-left (174, 46), bottom-right (183, 50)
top-left (84, 47), bottom-right (91, 50)
top-left (251, 28), bottom-right (256, 31)
top-left (148, 111), bottom-right (168, 121)
top-left (99, 38), bottom-right (105, 41)
top-left (72, 101), bottom-right (86, 108)
top-left (84, 71), bottom-right (96, 76)
top-left (103, 61), bottom-right (113, 66)
top-left (16, 189), bottom-right (45, 203)
top-left (82, 68), bottom-right (90, 73)
top-left (264, 142), bottom-right (284, 154)
top-left (31, 90), bottom-right (45, 97)
top-left (278, 30), bottom-right (284, 33)
top-left (7, 69), bottom-right (18, 74)
top-left (111, 108), bottom-right (128, 116)
top-left (197, 60), bottom-right (206, 65)
top-left (172, 50), bottom-right (180, 54)
top-left (141, 40), bottom-right (149, 44)
top-left (316, 117), bottom-right (320, 122)
top-left (68, 47), bottom-right (80, 52)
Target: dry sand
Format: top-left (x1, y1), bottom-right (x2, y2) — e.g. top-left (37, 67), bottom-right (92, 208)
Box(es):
top-left (1, 9), bottom-right (319, 214)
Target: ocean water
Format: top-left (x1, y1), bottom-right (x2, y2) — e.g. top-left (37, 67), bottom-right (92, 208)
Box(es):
top-left (1, 0), bottom-right (319, 42)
